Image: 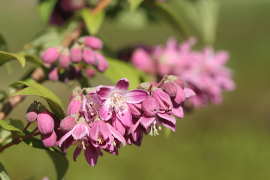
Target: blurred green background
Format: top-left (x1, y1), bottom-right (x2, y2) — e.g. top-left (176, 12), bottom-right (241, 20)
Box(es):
top-left (1, 0), bottom-right (270, 179)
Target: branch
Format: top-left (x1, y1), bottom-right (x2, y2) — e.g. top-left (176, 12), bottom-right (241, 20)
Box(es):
top-left (92, 0), bottom-right (112, 14)
top-left (0, 24), bottom-right (84, 121)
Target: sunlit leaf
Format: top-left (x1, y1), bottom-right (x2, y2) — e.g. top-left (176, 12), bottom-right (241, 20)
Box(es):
top-left (38, 0), bottom-right (57, 23)
top-left (104, 57), bottom-right (141, 89)
top-left (81, 8), bottom-right (105, 35)
top-left (0, 51), bottom-right (26, 67)
top-left (14, 80), bottom-right (65, 119)
top-left (0, 163), bottom-right (10, 180)
top-left (0, 120), bottom-right (24, 136)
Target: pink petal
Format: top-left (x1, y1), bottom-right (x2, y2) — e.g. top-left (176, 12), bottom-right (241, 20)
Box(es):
top-left (89, 122), bottom-right (99, 141)
top-left (157, 113), bottom-right (176, 124)
top-left (184, 88), bottom-right (196, 98)
top-left (58, 130), bottom-right (73, 147)
top-left (139, 116), bottom-right (156, 129)
top-left (72, 123), bottom-right (89, 140)
top-left (172, 106), bottom-right (184, 118)
top-left (97, 87), bottom-right (112, 100)
top-left (99, 102), bottom-right (112, 121)
top-left (116, 108), bottom-right (132, 127)
top-left (107, 124), bottom-right (126, 145)
top-left (116, 78), bottom-right (129, 90)
top-left (73, 145), bottom-right (82, 161)
top-left (126, 90), bottom-right (148, 104)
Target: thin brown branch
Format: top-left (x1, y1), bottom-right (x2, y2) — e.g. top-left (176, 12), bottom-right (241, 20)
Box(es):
top-left (92, 0), bottom-right (112, 14)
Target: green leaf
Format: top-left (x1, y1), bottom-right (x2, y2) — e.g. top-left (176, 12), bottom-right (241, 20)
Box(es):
top-left (47, 151), bottom-right (69, 180)
top-left (0, 34), bottom-right (7, 51)
top-left (24, 54), bottom-right (44, 67)
top-left (104, 57), bottom-right (141, 89)
top-left (81, 8), bottom-right (105, 35)
top-left (0, 120), bottom-right (24, 136)
top-left (0, 163), bottom-right (10, 180)
top-left (128, 0), bottom-right (144, 11)
top-left (0, 51), bottom-right (26, 67)
top-left (38, 0), bottom-right (57, 23)
top-left (14, 80), bottom-right (65, 119)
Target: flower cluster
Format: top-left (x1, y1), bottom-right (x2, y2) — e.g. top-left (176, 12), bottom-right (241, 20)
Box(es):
top-left (25, 102), bottom-right (58, 147)
top-left (57, 76), bottom-right (194, 166)
top-left (41, 36), bottom-right (108, 82)
top-left (131, 38), bottom-right (235, 107)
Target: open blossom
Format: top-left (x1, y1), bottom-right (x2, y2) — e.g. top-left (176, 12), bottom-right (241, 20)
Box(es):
top-left (40, 36), bottom-right (108, 82)
top-left (130, 38), bottom-right (234, 107)
top-left (97, 78), bottom-right (148, 128)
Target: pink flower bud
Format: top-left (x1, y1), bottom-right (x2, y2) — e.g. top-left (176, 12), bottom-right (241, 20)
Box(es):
top-left (85, 68), bottom-right (96, 78)
top-left (71, 46), bottom-right (82, 63)
top-left (37, 112), bottom-right (55, 135)
top-left (48, 68), bottom-right (59, 81)
top-left (42, 131), bottom-right (57, 147)
top-left (59, 50), bottom-right (71, 68)
top-left (26, 111), bottom-right (38, 122)
top-left (60, 116), bottom-right (76, 131)
top-left (83, 36), bottom-right (103, 49)
top-left (83, 48), bottom-right (96, 65)
top-left (142, 96), bottom-right (159, 117)
top-left (41, 48), bottom-right (60, 64)
top-left (96, 53), bottom-right (108, 72)
top-left (67, 97), bottom-right (81, 115)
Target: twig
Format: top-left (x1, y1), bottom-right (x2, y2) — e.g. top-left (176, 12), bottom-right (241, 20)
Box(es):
top-left (92, 0), bottom-right (112, 14)
top-left (0, 23), bottom-right (84, 121)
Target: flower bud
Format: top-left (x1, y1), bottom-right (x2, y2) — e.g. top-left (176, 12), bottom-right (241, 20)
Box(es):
top-left (48, 68), bottom-right (59, 81)
top-left (59, 50), bottom-right (71, 68)
top-left (83, 48), bottom-right (96, 65)
top-left (60, 116), bottom-right (76, 131)
top-left (42, 131), bottom-right (57, 147)
top-left (41, 48), bottom-right (60, 64)
top-left (71, 45), bottom-right (82, 63)
top-left (67, 97), bottom-right (81, 115)
top-left (85, 68), bottom-right (96, 78)
top-left (60, 0), bottom-right (85, 12)
top-left (37, 112), bottom-right (55, 135)
top-left (96, 53), bottom-right (108, 72)
top-left (26, 111), bottom-right (38, 122)
top-left (142, 96), bottom-right (159, 117)
top-left (83, 36), bottom-right (103, 49)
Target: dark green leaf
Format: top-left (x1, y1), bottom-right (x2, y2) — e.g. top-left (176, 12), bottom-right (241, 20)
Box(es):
top-left (23, 137), bottom-right (45, 150)
top-left (47, 151), bottom-right (69, 180)
top-left (104, 57), bottom-right (141, 89)
top-left (0, 162), bottom-right (10, 180)
top-left (14, 80), bottom-right (65, 119)
top-left (0, 34), bottom-right (7, 51)
top-left (0, 51), bottom-right (26, 67)
top-left (81, 8), bottom-right (105, 35)
top-left (0, 120), bottom-right (24, 136)
top-left (38, 0), bottom-right (57, 23)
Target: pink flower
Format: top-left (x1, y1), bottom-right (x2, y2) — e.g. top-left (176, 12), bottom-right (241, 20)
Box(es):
top-left (83, 36), bottom-right (103, 49)
top-left (48, 68), bottom-right (59, 81)
top-left (131, 48), bottom-right (155, 74)
top-left (70, 45), bottom-right (82, 63)
top-left (97, 79), bottom-right (148, 127)
top-left (37, 112), bottom-right (55, 135)
top-left (26, 111), bottom-right (38, 122)
top-left (41, 48), bottom-right (60, 64)
top-left (42, 131), bottom-right (57, 147)
top-left (59, 49), bottom-right (71, 68)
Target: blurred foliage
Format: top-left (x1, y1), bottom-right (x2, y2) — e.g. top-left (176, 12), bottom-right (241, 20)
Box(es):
top-left (0, 0), bottom-right (270, 180)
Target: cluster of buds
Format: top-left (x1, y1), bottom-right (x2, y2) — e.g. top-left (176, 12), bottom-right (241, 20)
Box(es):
top-left (25, 102), bottom-right (58, 147)
top-left (41, 36), bottom-right (108, 82)
top-left (131, 38), bottom-right (235, 107)
top-left (56, 76), bottom-right (194, 166)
